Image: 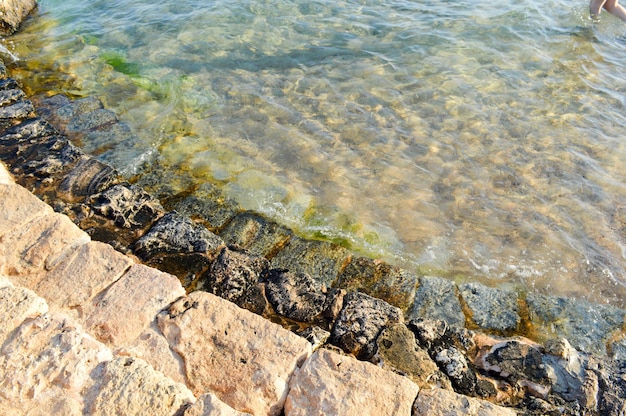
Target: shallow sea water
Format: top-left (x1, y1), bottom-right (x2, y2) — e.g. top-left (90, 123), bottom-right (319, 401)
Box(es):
top-left (3, 0), bottom-right (626, 306)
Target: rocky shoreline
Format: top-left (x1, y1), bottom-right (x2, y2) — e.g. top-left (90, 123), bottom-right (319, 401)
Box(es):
top-left (1, 3), bottom-right (626, 414)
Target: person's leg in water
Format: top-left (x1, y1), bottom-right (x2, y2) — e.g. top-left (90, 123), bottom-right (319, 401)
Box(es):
top-left (590, 0), bottom-right (626, 20)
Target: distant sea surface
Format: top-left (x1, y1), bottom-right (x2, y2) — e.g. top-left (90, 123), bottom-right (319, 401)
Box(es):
top-left (4, 0), bottom-right (626, 306)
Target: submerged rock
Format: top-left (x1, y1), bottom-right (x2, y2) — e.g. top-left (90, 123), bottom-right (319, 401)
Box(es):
top-left (271, 237), bottom-right (351, 290)
top-left (330, 291), bottom-right (403, 360)
top-left (335, 257), bottom-right (417, 311)
top-left (220, 211), bottom-right (293, 258)
top-left (526, 294), bottom-right (626, 355)
top-left (169, 183), bottom-right (242, 231)
top-left (459, 282), bottom-right (521, 333)
top-left (409, 275), bottom-right (465, 327)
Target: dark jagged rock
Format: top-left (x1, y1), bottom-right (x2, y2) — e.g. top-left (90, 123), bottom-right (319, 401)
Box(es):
top-left (220, 212), bottom-right (292, 258)
top-left (330, 291), bottom-right (402, 360)
top-left (335, 257), bottom-right (417, 311)
top-left (434, 346), bottom-right (479, 397)
top-left (526, 294), bottom-right (626, 355)
top-left (58, 158), bottom-right (120, 202)
top-left (408, 318), bottom-right (481, 397)
top-left (271, 236), bottom-right (351, 290)
top-left (264, 269), bottom-right (328, 323)
top-left (133, 212), bottom-right (224, 287)
top-left (76, 183), bottom-right (165, 251)
top-left (296, 326), bottom-right (330, 350)
top-left (202, 246), bottom-right (270, 315)
top-left (459, 282), bottom-right (521, 333)
top-left (375, 322), bottom-right (452, 390)
top-left (0, 96), bottom-right (35, 131)
top-left (87, 183), bottom-right (165, 229)
top-left (0, 86), bottom-right (26, 106)
top-left (595, 359), bottom-right (626, 415)
top-left (135, 211), bottom-right (224, 259)
top-left (476, 340), bottom-right (551, 401)
top-left (408, 275), bottom-right (465, 327)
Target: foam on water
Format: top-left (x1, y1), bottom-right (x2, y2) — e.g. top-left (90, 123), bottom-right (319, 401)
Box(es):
top-left (3, 0), bottom-right (626, 306)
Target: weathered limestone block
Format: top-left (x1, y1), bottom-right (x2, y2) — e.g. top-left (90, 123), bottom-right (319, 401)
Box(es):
top-left (203, 246), bottom-right (270, 314)
top-left (376, 323), bottom-right (451, 390)
top-left (219, 212), bottom-right (292, 258)
top-left (34, 241), bottom-right (132, 311)
top-left (0, 312), bottom-right (113, 416)
top-left (0, 0), bottom-right (37, 35)
top-left (0, 282), bottom-right (48, 342)
top-left (0, 160), bottom-right (11, 183)
top-left (409, 276), bottom-right (465, 327)
top-left (0, 206), bottom-right (90, 283)
top-left (413, 388), bottom-right (517, 416)
top-left (335, 257), bottom-right (417, 311)
top-left (83, 356), bottom-right (195, 416)
top-left (285, 348), bottom-right (419, 416)
top-left (84, 263), bottom-right (185, 345)
top-left (265, 268), bottom-right (328, 323)
top-left (184, 393), bottom-right (253, 416)
top-left (271, 236), bottom-right (351, 289)
top-left (0, 179), bottom-right (51, 239)
top-left (120, 320), bottom-right (187, 386)
top-left (526, 294), bottom-right (626, 355)
top-left (157, 290), bottom-right (312, 416)
top-left (330, 291), bottom-right (403, 360)
top-left (459, 282), bottom-right (521, 332)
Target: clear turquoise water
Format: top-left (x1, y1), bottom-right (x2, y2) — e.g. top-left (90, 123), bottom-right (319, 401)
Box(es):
top-left (3, 0), bottom-right (626, 305)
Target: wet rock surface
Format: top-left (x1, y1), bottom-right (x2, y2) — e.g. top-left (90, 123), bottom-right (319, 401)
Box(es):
top-left (264, 268), bottom-right (328, 323)
top-left (330, 291), bottom-right (403, 360)
top-left (526, 294), bottom-right (626, 355)
top-left (459, 282), bottom-right (521, 333)
top-left (202, 246), bottom-right (270, 315)
top-left (270, 236), bottom-right (351, 290)
top-left (409, 275), bottom-right (465, 326)
top-left (335, 256), bottom-right (417, 311)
